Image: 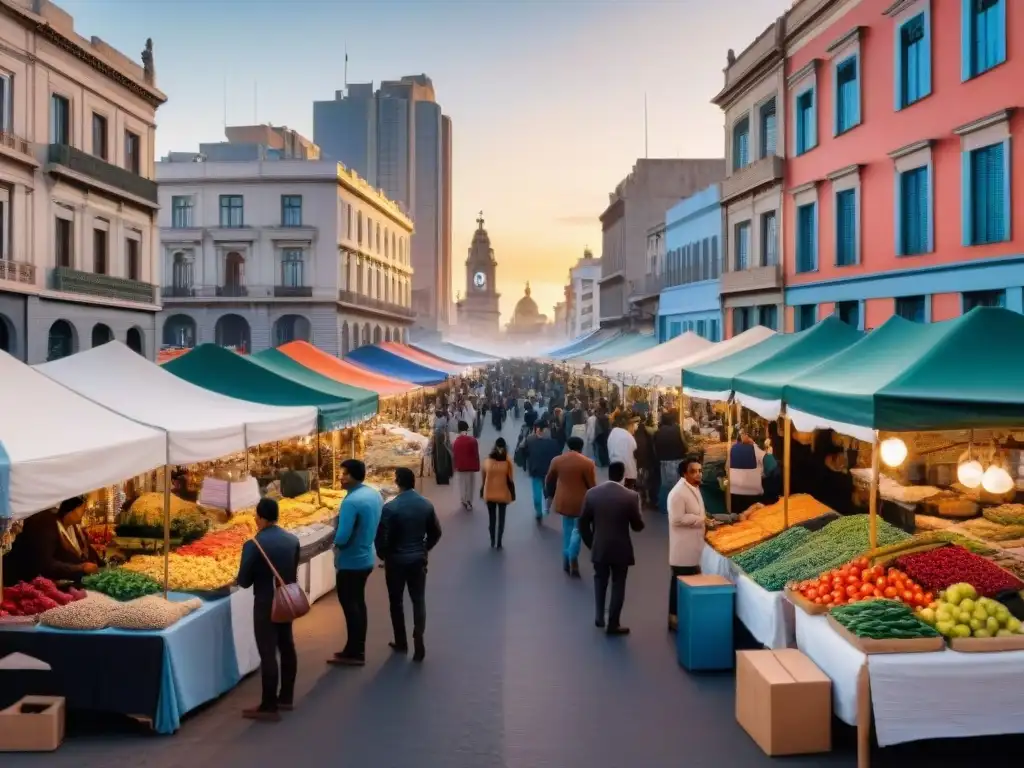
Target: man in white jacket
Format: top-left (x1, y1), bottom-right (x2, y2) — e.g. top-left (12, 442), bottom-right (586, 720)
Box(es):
top-left (666, 458), bottom-right (707, 631)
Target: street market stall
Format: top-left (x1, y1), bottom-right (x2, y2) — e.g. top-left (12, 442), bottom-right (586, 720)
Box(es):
top-left (600, 331), bottom-right (713, 379)
top-left (346, 344), bottom-right (450, 386)
top-left (378, 341), bottom-right (473, 375)
top-left (569, 331), bottom-right (658, 367)
top-left (278, 340), bottom-right (419, 397)
top-left (410, 338), bottom-right (497, 365)
top-left (542, 328), bottom-right (620, 361)
top-left (642, 326), bottom-right (776, 381)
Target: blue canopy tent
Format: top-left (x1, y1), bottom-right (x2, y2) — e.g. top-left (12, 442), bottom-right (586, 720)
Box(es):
top-left (346, 345), bottom-right (449, 386)
top-left (410, 339), bottom-right (496, 365)
top-left (544, 328), bottom-right (620, 360)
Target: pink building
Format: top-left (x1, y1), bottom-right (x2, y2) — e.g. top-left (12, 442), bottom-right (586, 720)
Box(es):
top-left (781, 0), bottom-right (1019, 331)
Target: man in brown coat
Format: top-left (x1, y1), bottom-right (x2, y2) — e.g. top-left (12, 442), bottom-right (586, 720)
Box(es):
top-left (545, 435), bottom-right (597, 577)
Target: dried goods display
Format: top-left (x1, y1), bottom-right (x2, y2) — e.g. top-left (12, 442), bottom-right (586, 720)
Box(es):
top-left (748, 515), bottom-right (911, 591)
top-left (792, 558), bottom-right (933, 609)
top-left (953, 516), bottom-right (1024, 542)
top-left (116, 492), bottom-right (210, 542)
top-left (122, 553), bottom-right (236, 592)
top-left (916, 584), bottom-right (1024, 639)
top-left (865, 530), bottom-right (996, 564)
top-left (1, 578), bottom-right (86, 618)
top-left (982, 503), bottom-right (1024, 526)
top-left (895, 545), bottom-right (1024, 597)
top-left (40, 592), bottom-right (119, 630)
top-left (108, 595), bottom-right (202, 630)
top-left (706, 494), bottom-right (833, 555)
top-left (830, 599), bottom-right (940, 640)
top-left (82, 569), bottom-right (163, 601)
top-left (731, 526), bottom-right (812, 573)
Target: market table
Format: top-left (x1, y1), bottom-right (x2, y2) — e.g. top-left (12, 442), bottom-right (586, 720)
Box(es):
top-left (794, 610), bottom-right (1024, 754)
top-left (0, 589), bottom-right (258, 735)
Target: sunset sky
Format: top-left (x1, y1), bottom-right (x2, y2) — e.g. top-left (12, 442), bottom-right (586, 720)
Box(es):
top-left (60, 0), bottom-right (791, 323)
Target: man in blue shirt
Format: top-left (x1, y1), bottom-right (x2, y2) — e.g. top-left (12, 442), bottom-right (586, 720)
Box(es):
top-left (329, 459), bottom-right (383, 667)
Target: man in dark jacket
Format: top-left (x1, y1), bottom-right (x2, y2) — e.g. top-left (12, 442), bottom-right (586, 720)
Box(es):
top-left (375, 467), bottom-right (443, 662)
top-left (236, 498), bottom-right (300, 721)
top-left (578, 462), bottom-right (645, 636)
top-left (524, 420), bottom-right (562, 522)
top-left (654, 413), bottom-right (688, 513)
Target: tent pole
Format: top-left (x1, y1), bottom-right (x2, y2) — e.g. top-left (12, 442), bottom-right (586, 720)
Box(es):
top-left (315, 423), bottom-right (323, 508)
top-left (869, 431), bottom-right (880, 551)
top-left (783, 413), bottom-right (791, 530)
top-left (162, 454), bottom-right (171, 599)
top-left (725, 399), bottom-right (733, 516)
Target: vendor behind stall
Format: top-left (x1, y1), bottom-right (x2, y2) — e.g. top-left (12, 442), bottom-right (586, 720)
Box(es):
top-left (729, 429), bottom-right (766, 514)
top-left (3, 496), bottom-right (102, 586)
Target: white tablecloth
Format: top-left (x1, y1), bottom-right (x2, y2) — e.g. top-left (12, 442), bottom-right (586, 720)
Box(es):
top-left (735, 575), bottom-right (795, 649)
top-left (700, 544), bottom-right (736, 579)
top-left (228, 587), bottom-right (260, 676)
top-left (795, 610), bottom-right (1024, 746)
top-left (307, 550), bottom-right (336, 603)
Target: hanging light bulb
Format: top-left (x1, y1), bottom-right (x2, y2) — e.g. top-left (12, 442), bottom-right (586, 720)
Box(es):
top-left (957, 459), bottom-right (984, 489)
top-left (879, 437), bottom-right (908, 468)
top-left (982, 464), bottom-right (1015, 495)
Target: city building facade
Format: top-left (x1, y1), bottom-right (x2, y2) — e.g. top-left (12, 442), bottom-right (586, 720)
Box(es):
top-left (659, 184), bottom-right (724, 342)
top-left (598, 159), bottom-right (725, 327)
top-left (0, 0), bottom-right (166, 363)
top-left (313, 76), bottom-right (452, 330)
top-left (568, 249), bottom-right (601, 338)
top-left (157, 151), bottom-right (414, 356)
top-left (713, 17), bottom-right (787, 338)
top-left (783, 0), bottom-right (1021, 331)
top-left (455, 214), bottom-right (500, 335)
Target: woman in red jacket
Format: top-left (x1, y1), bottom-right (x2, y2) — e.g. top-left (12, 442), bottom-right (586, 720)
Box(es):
top-left (452, 420), bottom-right (481, 511)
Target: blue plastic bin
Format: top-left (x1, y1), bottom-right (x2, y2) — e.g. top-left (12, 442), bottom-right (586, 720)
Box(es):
top-left (676, 574), bottom-right (736, 671)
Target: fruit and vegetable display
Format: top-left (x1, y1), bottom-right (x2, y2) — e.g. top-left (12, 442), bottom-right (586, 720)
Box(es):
top-left (82, 569), bottom-right (162, 601)
top-left (40, 592), bottom-right (119, 630)
top-left (915, 583), bottom-right (1024, 639)
top-left (122, 553), bottom-right (237, 592)
top-left (86, 526), bottom-right (115, 550)
top-left (981, 503), bottom-right (1024, 526)
top-left (706, 494), bottom-right (834, 555)
top-left (894, 545), bottom-right (1024, 597)
top-left (863, 530), bottom-right (996, 564)
top-left (748, 515), bottom-right (911, 591)
top-left (107, 595), bottom-right (202, 631)
top-left (1, 578), bottom-right (86, 618)
top-left (793, 558), bottom-right (933, 609)
top-left (115, 492), bottom-right (210, 542)
top-left (731, 526), bottom-right (812, 573)
top-left (953, 516), bottom-right (1024, 543)
top-left (830, 599), bottom-right (940, 640)
top-left (177, 520), bottom-right (257, 563)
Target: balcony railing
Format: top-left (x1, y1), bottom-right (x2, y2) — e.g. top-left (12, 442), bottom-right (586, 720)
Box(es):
top-left (338, 289), bottom-right (415, 318)
top-left (628, 272), bottom-right (666, 300)
top-left (0, 258), bottom-right (35, 285)
top-left (47, 144), bottom-right (158, 204)
top-left (274, 285), bottom-right (313, 298)
top-left (0, 131), bottom-right (34, 159)
top-left (51, 266), bottom-right (156, 304)
top-left (721, 155), bottom-right (784, 203)
top-left (161, 284), bottom-right (316, 300)
top-left (720, 264), bottom-right (783, 295)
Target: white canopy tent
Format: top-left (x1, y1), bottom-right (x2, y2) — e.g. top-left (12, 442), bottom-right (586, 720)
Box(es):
top-left (0, 350), bottom-right (167, 521)
top-left (643, 326), bottom-right (777, 383)
top-left (599, 332), bottom-right (714, 379)
top-left (36, 342), bottom-right (318, 465)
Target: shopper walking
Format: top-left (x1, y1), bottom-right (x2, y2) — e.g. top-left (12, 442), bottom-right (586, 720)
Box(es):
top-left (544, 435), bottom-right (596, 577)
top-left (524, 421), bottom-right (561, 522)
top-left (330, 459), bottom-right (383, 667)
top-left (452, 420), bottom-right (480, 511)
top-left (375, 468), bottom-right (442, 662)
top-left (578, 462), bottom-right (645, 635)
top-left (607, 415), bottom-right (639, 490)
top-left (481, 437), bottom-right (515, 549)
top-left (666, 457), bottom-right (706, 630)
top-left (236, 498), bottom-right (300, 721)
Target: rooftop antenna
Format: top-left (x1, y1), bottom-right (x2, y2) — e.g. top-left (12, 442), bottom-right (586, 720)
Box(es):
top-left (344, 44), bottom-right (349, 95)
top-left (644, 92), bottom-right (649, 159)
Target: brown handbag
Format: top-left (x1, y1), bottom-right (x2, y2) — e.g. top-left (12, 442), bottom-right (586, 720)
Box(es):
top-left (251, 537), bottom-right (310, 623)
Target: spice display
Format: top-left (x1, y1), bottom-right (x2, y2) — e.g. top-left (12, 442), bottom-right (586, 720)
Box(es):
top-left (0, 578), bottom-right (86, 618)
top-left (982, 503), bottom-right (1024, 526)
top-left (895, 545), bottom-right (1024, 597)
top-left (830, 599), bottom-right (940, 640)
top-left (749, 515), bottom-right (911, 591)
top-left (177, 522), bottom-right (256, 564)
top-left (706, 494), bottom-right (834, 555)
top-left (82, 569), bottom-right (162, 601)
top-left (107, 595), bottom-right (202, 631)
top-left (916, 583), bottom-right (1024, 639)
top-left (731, 526), bottom-right (812, 573)
top-left (122, 553), bottom-right (236, 592)
top-left (793, 558), bottom-right (933, 608)
top-left (865, 530), bottom-right (996, 564)
top-left (39, 592), bottom-right (119, 630)
top-left (953, 516), bottom-right (1024, 542)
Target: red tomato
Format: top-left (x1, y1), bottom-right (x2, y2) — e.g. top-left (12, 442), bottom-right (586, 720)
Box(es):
top-left (846, 574), bottom-right (860, 585)
top-left (831, 589), bottom-right (844, 601)
top-left (859, 583), bottom-right (875, 596)
top-left (821, 593), bottom-right (833, 604)
top-left (806, 588), bottom-right (818, 600)
top-left (924, 592), bottom-right (934, 604)
top-left (813, 597), bottom-right (824, 605)
top-left (846, 584), bottom-right (860, 598)
top-left (902, 590), bottom-right (915, 603)
top-left (855, 557), bottom-right (870, 569)
top-left (874, 577), bottom-right (887, 590)
top-left (883, 586), bottom-right (898, 598)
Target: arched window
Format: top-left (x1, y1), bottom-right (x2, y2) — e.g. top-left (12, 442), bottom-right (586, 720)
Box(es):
top-left (47, 320), bottom-right (76, 361)
top-left (361, 323), bottom-right (370, 346)
top-left (126, 327), bottom-right (144, 355)
top-left (273, 314), bottom-right (311, 346)
top-left (341, 321), bottom-right (350, 355)
top-left (385, 327), bottom-right (392, 342)
top-left (373, 325), bottom-right (382, 344)
top-left (0, 314), bottom-right (14, 356)
top-left (281, 249), bottom-right (304, 287)
top-left (163, 314), bottom-right (197, 348)
top-left (91, 323), bottom-right (113, 348)
top-left (172, 252), bottom-right (193, 296)
top-left (357, 211), bottom-right (363, 245)
top-left (223, 252), bottom-right (245, 296)
top-left (384, 228), bottom-right (389, 257)
top-left (214, 313), bottom-right (251, 352)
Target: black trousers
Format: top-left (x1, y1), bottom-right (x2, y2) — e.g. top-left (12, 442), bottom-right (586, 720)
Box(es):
top-left (594, 563), bottom-right (629, 628)
top-left (385, 559), bottom-right (427, 645)
top-left (669, 565), bottom-right (701, 619)
top-left (335, 568), bottom-right (373, 659)
top-left (253, 607), bottom-right (296, 710)
top-left (486, 502), bottom-right (507, 546)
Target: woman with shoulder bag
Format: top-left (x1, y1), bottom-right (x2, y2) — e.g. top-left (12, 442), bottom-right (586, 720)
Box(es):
top-left (481, 437), bottom-right (515, 550)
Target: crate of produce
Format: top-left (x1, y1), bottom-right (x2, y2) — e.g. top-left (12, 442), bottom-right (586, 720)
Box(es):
top-left (677, 575), bottom-right (735, 672)
top-left (914, 583), bottom-right (1024, 651)
top-left (783, 586), bottom-right (828, 616)
top-left (827, 599), bottom-right (944, 654)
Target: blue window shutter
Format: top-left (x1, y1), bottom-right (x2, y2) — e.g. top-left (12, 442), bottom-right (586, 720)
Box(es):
top-left (808, 89), bottom-right (817, 149)
top-left (811, 202), bottom-right (819, 270)
top-left (921, 12), bottom-right (932, 98)
top-left (1002, 138), bottom-right (1012, 240)
top-left (962, 151), bottom-right (973, 245)
top-left (836, 190), bottom-right (856, 266)
top-left (894, 24), bottom-right (904, 110)
top-left (961, 0), bottom-right (973, 81)
top-left (992, 0), bottom-right (1007, 69)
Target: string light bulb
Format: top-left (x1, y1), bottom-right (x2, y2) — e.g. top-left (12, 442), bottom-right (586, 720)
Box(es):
top-left (982, 464), bottom-right (1015, 495)
top-left (879, 437), bottom-right (908, 468)
top-left (957, 459), bottom-right (984, 489)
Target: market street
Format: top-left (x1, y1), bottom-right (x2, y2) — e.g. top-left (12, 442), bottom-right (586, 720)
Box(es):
top-left (6, 417), bottom-right (1024, 768)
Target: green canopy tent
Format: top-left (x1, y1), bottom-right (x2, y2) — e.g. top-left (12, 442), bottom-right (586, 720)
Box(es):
top-left (783, 307), bottom-right (1024, 439)
top-left (163, 344), bottom-right (375, 431)
top-left (681, 331), bottom-right (797, 400)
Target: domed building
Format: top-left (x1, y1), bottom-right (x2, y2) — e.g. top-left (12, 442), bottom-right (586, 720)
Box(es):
top-left (506, 282), bottom-right (548, 336)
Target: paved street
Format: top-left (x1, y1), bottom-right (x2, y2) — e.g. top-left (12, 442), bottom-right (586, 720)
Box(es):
top-left (7, 417), bottom-right (1024, 767)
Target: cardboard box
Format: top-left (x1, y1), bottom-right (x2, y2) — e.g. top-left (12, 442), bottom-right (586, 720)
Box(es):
top-left (735, 650), bottom-right (831, 756)
top-left (0, 696), bottom-right (65, 752)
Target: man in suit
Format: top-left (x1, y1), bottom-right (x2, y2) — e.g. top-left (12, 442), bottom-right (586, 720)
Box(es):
top-left (375, 467), bottom-right (443, 662)
top-left (578, 461), bottom-right (645, 636)
top-left (236, 497), bottom-right (300, 721)
top-left (545, 435), bottom-right (597, 577)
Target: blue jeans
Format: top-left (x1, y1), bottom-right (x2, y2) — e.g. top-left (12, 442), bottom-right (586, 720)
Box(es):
top-left (531, 477), bottom-right (546, 518)
top-left (562, 516), bottom-right (581, 563)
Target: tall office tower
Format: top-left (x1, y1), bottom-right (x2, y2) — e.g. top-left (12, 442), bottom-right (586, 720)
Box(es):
top-left (314, 75), bottom-right (452, 330)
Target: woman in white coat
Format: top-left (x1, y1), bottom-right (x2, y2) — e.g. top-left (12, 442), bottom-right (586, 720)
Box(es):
top-left (666, 457), bottom-right (707, 630)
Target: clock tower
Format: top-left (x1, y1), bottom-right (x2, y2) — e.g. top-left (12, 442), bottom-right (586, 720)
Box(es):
top-left (455, 212), bottom-right (501, 334)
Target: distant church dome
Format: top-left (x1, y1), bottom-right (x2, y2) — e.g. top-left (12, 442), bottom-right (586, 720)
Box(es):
top-left (513, 282), bottom-right (539, 322)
